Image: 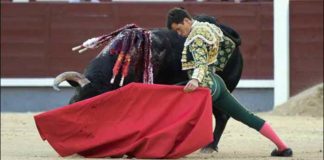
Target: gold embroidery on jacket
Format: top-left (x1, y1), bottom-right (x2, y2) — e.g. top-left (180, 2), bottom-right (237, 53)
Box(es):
top-left (215, 36), bottom-right (236, 71)
top-left (181, 21), bottom-right (236, 89)
top-left (181, 21), bottom-right (223, 71)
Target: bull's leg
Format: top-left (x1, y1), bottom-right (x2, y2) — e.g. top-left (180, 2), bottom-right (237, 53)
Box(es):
top-left (200, 108), bottom-right (230, 153)
top-left (212, 109), bottom-right (230, 150)
top-left (214, 110), bottom-right (230, 151)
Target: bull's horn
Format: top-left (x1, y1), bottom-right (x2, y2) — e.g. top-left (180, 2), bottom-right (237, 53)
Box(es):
top-left (53, 71), bottom-right (90, 91)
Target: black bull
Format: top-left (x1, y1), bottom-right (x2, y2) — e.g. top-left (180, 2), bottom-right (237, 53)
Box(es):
top-left (53, 19), bottom-right (243, 152)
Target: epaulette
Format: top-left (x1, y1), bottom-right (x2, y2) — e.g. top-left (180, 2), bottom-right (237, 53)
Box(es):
top-left (184, 21), bottom-right (224, 47)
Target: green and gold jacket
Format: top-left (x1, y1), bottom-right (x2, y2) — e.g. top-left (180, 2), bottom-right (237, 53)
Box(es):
top-left (182, 20), bottom-right (236, 90)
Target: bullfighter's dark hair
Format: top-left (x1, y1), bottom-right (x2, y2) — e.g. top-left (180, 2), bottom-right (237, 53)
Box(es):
top-left (166, 7), bottom-right (192, 30)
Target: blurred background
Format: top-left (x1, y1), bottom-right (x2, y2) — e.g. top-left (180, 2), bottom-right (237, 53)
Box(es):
top-left (1, 0), bottom-right (323, 112)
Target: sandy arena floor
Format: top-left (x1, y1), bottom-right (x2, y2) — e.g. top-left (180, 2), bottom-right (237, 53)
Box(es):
top-left (1, 112), bottom-right (323, 160)
top-left (2, 83), bottom-right (323, 159)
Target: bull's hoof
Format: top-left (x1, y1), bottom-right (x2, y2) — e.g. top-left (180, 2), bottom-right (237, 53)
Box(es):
top-left (110, 155), bottom-right (124, 158)
top-left (200, 146), bottom-right (218, 154)
top-left (271, 148), bottom-right (293, 157)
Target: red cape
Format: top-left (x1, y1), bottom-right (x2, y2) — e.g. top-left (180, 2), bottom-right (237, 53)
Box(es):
top-left (34, 83), bottom-right (213, 158)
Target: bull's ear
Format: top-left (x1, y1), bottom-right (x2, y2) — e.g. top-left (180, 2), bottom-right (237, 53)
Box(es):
top-left (66, 80), bottom-right (80, 87)
top-left (193, 15), bottom-right (218, 25)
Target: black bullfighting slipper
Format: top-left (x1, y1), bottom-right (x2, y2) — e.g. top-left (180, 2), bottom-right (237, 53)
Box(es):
top-left (271, 148), bottom-right (293, 157)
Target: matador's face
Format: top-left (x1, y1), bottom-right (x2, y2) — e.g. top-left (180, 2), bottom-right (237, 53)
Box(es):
top-left (171, 18), bottom-right (192, 37)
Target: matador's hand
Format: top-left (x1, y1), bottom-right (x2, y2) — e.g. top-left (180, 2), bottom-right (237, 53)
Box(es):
top-left (184, 79), bottom-right (199, 93)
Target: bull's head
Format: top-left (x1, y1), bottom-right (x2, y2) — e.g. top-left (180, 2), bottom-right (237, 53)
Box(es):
top-left (53, 71), bottom-right (90, 91)
top-left (53, 25), bottom-right (186, 104)
top-left (53, 71), bottom-right (96, 104)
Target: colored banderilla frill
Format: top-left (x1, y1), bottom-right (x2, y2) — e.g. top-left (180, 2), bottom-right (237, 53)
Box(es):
top-left (72, 24), bottom-right (153, 86)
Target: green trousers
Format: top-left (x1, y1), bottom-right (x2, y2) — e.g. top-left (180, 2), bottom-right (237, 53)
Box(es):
top-left (210, 73), bottom-right (265, 131)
